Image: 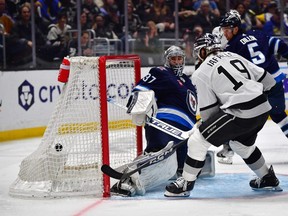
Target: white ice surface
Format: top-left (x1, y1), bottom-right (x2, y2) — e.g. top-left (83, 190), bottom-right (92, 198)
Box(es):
top-left (1, 120), bottom-right (288, 216)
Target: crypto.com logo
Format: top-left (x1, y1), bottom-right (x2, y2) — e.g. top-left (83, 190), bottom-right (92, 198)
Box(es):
top-left (18, 80), bottom-right (34, 111)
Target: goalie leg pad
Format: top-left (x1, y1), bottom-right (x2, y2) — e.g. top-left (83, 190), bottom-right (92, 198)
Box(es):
top-left (110, 141), bottom-right (178, 196)
top-left (138, 151), bottom-right (178, 192)
top-left (198, 150), bottom-right (215, 178)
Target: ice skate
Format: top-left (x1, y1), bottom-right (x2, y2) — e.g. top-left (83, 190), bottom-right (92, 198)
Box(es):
top-left (110, 178), bottom-right (136, 197)
top-left (216, 143), bottom-right (234, 164)
top-left (164, 177), bottom-right (195, 197)
top-left (250, 166), bottom-right (283, 192)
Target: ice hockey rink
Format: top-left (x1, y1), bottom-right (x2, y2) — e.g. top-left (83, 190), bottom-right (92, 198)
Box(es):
top-left (1, 120), bottom-right (288, 216)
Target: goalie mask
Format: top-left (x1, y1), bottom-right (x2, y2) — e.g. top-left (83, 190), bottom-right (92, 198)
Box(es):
top-left (194, 33), bottom-right (222, 62)
top-left (164, 45), bottom-right (185, 76)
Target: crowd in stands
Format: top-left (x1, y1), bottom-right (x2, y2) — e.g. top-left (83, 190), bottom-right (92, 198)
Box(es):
top-left (0, 0), bottom-right (288, 68)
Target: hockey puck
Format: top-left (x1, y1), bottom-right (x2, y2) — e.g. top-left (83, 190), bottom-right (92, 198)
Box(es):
top-left (55, 143), bottom-right (63, 152)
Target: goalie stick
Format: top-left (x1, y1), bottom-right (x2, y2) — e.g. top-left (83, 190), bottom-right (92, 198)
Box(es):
top-left (101, 138), bottom-right (188, 181)
top-left (107, 98), bottom-right (192, 140)
top-left (102, 98), bottom-right (193, 181)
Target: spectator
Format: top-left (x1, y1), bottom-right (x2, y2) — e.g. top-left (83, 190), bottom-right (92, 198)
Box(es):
top-left (119, 1), bottom-right (142, 40)
top-left (100, 0), bottom-right (119, 25)
top-left (245, 0), bottom-right (263, 15)
top-left (99, 0), bottom-right (121, 37)
top-left (45, 12), bottom-right (71, 61)
top-left (193, 0), bottom-right (219, 34)
top-left (256, 1), bottom-right (278, 26)
top-left (213, 0), bottom-right (226, 16)
top-left (60, 0), bottom-right (76, 25)
top-left (235, 2), bottom-right (253, 32)
top-left (82, 0), bottom-right (101, 26)
top-left (134, 20), bottom-right (161, 65)
top-left (182, 24), bottom-right (203, 64)
top-left (35, 0), bottom-right (62, 25)
top-left (71, 10), bottom-right (91, 31)
top-left (239, 0), bottom-right (263, 30)
top-left (91, 13), bottom-right (119, 56)
top-left (257, 0), bottom-right (274, 14)
top-left (92, 13), bottom-right (118, 39)
top-left (135, 0), bottom-right (153, 26)
top-left (0, 0), bottom-right (14, 35)
top-left (68, 30), bottom-right (93, 57)
top-left (193, 0), bottom-right (220, 18)
top-left (148, 0), bottom-right (175, 37)
top-left (7, 2), bottom-right (46, 65)
top-left (262, 8), bottom-right (288, 36)
top-left (0, 0), bottom-right (14, 66)
top-left (178, 0), bottom-right (197, 30)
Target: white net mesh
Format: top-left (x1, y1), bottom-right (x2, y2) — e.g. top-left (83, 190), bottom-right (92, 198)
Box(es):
top-left (9, 56), bottom-right (141, 198)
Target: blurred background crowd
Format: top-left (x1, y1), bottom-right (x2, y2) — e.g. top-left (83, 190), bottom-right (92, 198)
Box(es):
top-left (0, 0), bottom-right (288, 70)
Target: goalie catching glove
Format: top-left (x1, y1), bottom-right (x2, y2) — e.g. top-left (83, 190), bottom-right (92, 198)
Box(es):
top-left (126, 90), bottom-right (158, 126)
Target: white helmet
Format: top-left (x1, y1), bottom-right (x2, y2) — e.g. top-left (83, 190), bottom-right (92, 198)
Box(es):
top-left (164, 45), bottom-right (185, 76)
top-left (194, 33), bottom-right (222, 61)
top-left (212, 26), bottom-right (228, 49)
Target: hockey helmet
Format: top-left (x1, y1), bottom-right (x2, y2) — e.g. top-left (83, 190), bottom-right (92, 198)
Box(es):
top-left (164, 45), bottom-right (186, 76)
top-left (212, 26), bottom-right (228, 48)
top-left (194, 33), bottom-right (222, 61)
top-left (219, 10), bottom-right (241, 28)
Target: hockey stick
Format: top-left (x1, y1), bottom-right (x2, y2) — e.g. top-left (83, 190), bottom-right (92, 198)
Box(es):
top-left (101, 138), bottom-right (188, 181)
top-left (102, 98), bottom-right (194, 181)
top-left (107, 98), bottom-right (192, 140)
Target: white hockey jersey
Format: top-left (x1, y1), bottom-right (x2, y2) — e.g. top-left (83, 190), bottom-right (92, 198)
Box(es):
top-left (192, 51), bottom-right (276, 121)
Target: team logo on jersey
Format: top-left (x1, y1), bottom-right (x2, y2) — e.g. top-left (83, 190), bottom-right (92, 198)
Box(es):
top-left (187, 89), bottom-right (197, 115)
top-left (18, 80), bottom-right (35, 111)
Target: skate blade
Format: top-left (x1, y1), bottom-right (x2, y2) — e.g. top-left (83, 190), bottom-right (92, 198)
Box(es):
top-left (164, 190), bottom-right (190, 197)
top-left (217, 157), bottom-right (233, 165)
top-left (252, 185), bottom-right (283, 192)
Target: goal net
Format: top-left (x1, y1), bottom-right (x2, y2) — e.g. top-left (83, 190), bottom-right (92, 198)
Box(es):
top-left (9, 55), bottom-right (142, 198)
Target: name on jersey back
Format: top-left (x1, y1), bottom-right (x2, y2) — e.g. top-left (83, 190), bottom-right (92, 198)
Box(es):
top-left (206, 52), bottom-right (233, 67)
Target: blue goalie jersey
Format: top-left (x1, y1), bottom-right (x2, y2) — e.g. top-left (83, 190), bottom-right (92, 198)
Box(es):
top-left (225, 30), bottom-right (286, 83)
top-left (133, 66), bottom-right (197, 129)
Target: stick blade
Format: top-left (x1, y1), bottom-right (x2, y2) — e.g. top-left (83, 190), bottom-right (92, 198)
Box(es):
top-left (101, 164), bottom-right (123, 179)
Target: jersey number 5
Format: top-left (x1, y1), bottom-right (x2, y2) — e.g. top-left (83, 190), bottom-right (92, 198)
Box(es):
top-left (247, 42), bottom-right (265, 65)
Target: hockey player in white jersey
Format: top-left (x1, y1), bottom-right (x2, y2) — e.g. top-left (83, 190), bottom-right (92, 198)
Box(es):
top-left (165, 33), bottom-right (282, 197)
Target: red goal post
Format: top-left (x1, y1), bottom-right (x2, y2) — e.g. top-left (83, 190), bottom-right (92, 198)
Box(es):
top-left (9, 55), bottom-right (143, 198)
top-left (99, 55), bottom-right (143, 197)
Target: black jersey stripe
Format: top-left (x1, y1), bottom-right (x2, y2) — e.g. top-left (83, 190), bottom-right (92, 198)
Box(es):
top-left (199, 101), bottom-right (219, 112)
top-left (257, 70), bottom-right (268, 82)
top-left (228, 94), bottom-right (267, 110)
